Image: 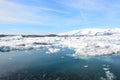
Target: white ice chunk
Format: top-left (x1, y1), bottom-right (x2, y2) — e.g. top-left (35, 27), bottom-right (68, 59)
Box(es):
top-left (46, 48), bottom-right (60, 54)
top-left (83, 65), bottom-right (88, 68)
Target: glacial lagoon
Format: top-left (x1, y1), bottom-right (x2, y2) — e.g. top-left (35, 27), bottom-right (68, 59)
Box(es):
top-left (0, 49), bottom-right (120, 80)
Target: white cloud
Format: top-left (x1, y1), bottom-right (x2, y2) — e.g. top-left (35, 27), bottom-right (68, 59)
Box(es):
top-left (0, 0), bottom-right (119, 27)
top-left (0, 0), bottom-right (41, 24)
top-left (0, 0), bottom-right (70, 24)
top-left (54, 0), bottom-right (120, 21)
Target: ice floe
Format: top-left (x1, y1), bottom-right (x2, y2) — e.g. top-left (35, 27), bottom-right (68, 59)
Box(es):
top-left (59, 35), bottom-right (120, 56)
top-left (83, 65), bottom-right (88, 68)
top-left (46, 47), bottom-right (60, 54)
top-left (100, 64), bottom-right (116, 80)
top-left (0, 28), bottom-right (120, 56)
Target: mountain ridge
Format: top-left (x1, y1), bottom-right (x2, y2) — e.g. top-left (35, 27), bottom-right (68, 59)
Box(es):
top-left (59, 28), bottom-right (120, 36)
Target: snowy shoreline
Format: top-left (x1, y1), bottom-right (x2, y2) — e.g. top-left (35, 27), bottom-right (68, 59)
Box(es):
top-left (0, 28), bottom-right (120, 56)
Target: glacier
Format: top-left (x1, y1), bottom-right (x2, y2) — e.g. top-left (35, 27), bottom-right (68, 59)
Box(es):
top-left (0, 28), bottom-right (120, 57)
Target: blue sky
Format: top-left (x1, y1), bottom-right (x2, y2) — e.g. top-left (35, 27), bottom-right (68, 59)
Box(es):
top-left (0, 0), bottom-right (120, 34)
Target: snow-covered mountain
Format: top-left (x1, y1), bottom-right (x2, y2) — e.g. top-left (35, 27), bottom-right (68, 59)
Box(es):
top-left (59, 28), bottom-right (120, 36)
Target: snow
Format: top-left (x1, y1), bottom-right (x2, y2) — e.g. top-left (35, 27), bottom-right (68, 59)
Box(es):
top-left (0, 28), bottom-right (120, 56)
top-left (59, 28), bottom-right (120, 36)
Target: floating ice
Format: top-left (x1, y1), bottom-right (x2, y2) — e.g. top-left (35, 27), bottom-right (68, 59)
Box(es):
top-left (46, 47), bottom-right (60, 54)
top-left (0, 46), bottom-right (11, 52)
top-left (105, 71), bottom-right (116, 80)
top-left (103, 68), bottom-right (109, 71)
top-left (59, 35), bottom-right (120, 56)
top-left (83, 65), bottom-right (88, 68)
top-left (101, 65), bottom-right (116, 80)
top-left (0, 28), bottom-right (120, 56)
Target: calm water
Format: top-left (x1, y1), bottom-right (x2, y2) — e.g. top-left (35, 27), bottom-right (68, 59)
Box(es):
top-left (0, 49), bottom-right (120, 80)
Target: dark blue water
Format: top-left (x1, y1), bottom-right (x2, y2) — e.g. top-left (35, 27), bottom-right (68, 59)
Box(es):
top-left (0, 49), bottom-right (120, 80)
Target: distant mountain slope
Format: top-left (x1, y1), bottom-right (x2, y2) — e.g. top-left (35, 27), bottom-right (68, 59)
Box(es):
top-left (59, 28), bottom-right (120, 36)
